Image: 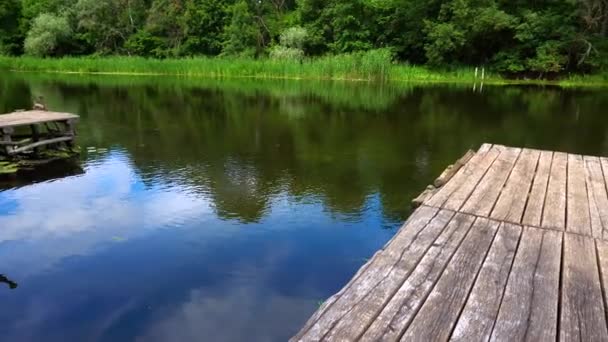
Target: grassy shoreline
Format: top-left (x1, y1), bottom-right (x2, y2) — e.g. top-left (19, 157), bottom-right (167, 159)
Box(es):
top-left (1, 55), bottom-right (607, 87)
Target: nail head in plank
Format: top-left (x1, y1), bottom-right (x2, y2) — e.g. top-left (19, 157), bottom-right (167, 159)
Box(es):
top-left (450, 223), bottom-right (522, 341)
top-left (490, 227), bottom-right (562, 342)
top-left (399, 217), bottom-right (500, 341)
top-left (560, 233), bottom-right (608, 342)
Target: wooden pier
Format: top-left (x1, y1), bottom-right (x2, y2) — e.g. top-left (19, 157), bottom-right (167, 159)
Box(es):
top-left (293, 144), bottom-right (608, 341)
top-left (0, 110), bottom-right (78, 156)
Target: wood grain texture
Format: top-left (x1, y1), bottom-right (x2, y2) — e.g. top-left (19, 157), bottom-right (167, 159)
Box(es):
top-left (595, 239), bottom-right (608, 336)
top-left (542, 151), bottom-right (567, 229)
top-left (450, 223), bottom-right (521, 341)
top-left (399, 217), bottom-right (500, 341)
top-left (426, 146), bottom-right (494, 208)
top-left (442, 145), bottom-right (503, 212)
top-left (490, 227), bottom-right (562, 342)
top-left (359, 213), bottom-right (476, 341)
top-left (584, 156), bottom-right (608, 239)
top-left (491, 149), bottom-right (540, 223)
top-left (292, 207), bottom-right (448, 342)
top-left (322, 209), bottom-right (456, 341)
top-left (522, 151), bottom-right (553, 227)
top-left (560, 233), bottom-right (608, 342)
top-left (0, 110), bottom-right (79, 128)
top-left (462, 146), bottom-right (521, 217)
top-left (566, 154), bottom-right (591, 235)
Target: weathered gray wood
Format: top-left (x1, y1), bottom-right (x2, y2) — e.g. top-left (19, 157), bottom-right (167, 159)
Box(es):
top-left (450, 223), bottom-right (521, 341)
top-left (8, 136), bottom-right (73, 155)
top-left (542, 151), bottom-right (567, 229)
top-left (522, 151), bottom-right (553, 226)
top-left (359, 213), bottom-right (476, 342)
top-left (491, 149), bottom-right (540, 223)
top-left (434, 150), bottom-right (476, 188)
top-left (425, 145), bottom-right (495, 208)
top-left (594, 239), bottom-right (608, 333)
top-left (441, 145), bottom-right (503, 211)
top-left (462, 146), bottom-right (521, 216)
top-left (560, 233), bottom-right (608, 342)
top-left (0, 110), bottom-right (79, 129)
top-left (293, 207), bottom-right (439, 338)
top-left (566, 154), bottom-right (591, 235)
top-left (489, 227), bottom-right (562, 341)
top-left (584, 156), bottom-right (608, 239)
top-left (399, 217), bottom-right (499, 341)
top-left (292, 206), bottom-right (447, 342)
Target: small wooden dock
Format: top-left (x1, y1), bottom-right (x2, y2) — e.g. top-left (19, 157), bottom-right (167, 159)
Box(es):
top-left (0, 110), bottom-right (78, 156)
top-left (293, 144), bottom-right (608, 341)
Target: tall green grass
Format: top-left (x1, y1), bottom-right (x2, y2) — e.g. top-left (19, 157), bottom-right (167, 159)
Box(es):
top-left (1, 50), bottom-right (607, 86)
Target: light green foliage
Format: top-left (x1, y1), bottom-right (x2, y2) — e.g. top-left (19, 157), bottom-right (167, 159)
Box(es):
top-left (24, 13), bottom-right (72, 56)
top-left (269, 46), bottom-right (304, 60)
top-left (280, 26), bottom-right (307, 49)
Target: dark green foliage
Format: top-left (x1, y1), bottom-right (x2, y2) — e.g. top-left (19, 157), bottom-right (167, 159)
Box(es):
top-left (4, 0), bottom-right (608, 76)
top-left (0, 0), bottom-right (23, 55)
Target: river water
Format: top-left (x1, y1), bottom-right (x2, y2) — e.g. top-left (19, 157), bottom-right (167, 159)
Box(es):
top-left (1, 74), bottom-right (607, 341)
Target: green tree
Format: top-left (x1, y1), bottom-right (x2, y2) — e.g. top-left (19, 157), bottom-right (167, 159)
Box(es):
top-left (24, 13), bottom-right (73, 56)
top-left (182, 0), bottom-right (231, 55)
top-left (222, 0), bottom-right (258, 56)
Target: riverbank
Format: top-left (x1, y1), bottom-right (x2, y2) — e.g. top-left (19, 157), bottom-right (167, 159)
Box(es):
top-left (1, 53), bottom-right (607, 87)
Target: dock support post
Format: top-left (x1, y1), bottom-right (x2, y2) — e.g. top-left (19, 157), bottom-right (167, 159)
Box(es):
top-left (1, 127), bottom-right (14, 155)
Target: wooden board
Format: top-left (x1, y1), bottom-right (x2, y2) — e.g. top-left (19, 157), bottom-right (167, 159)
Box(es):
top-left (461, 147), bottom-right (521, 217)
top-left (399, 217), bottom-right (499, 341)
top-left (441, 145), bottom-right (503, 211)
top-left (521, 151), bottom-right (553, 226)
top-left (542, 152), bottom-right (567, 229)
top-left (491, 149), bottom-right (540, 223)
top-left (560, 233), bottom-right (608, 341)
top-left (293, 207), bottom-right (449, 341)
top-left (490, 228), bottom-right (562, 341)
top-left (584, 156), bottom-right (608, 239)
top-left (359, 213), bottom-right (476, 341)
top-left (566, 154), bottom-right (591, 235)
top-left (0, 110), bottom-right (78, 129)
top-left (451, 223), bottom-right (521, 341)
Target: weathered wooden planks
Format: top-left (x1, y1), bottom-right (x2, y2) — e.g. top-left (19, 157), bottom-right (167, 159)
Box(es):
top-left (294, 144), bottom-right (608, 342)
top-left (490, 228), bottom-right (562, 341)
top-left (461, 147), bottom-right (521, 217)
top-left (399, 217), bottom-right (499, 341)
top-left (491, 149), bottom-right (540, 223)
top-left (542, 152), bottom-right (568, 229)
top-left (359, 213), bottom-right (476, 341)
top-left (0, 110), bottom-right (78, 129)
top-left (566, 154), bottom-right (591, 235)
top-left (521, 150), bottom-right (553, 226)
top-left (560, 233), bottom-right (608, 341)
top-left (451, 223), bottom-right (521, 341)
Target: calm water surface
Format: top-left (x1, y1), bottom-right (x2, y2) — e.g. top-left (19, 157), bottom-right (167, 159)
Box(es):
top-left (1, 74), bottom-right (608, 341)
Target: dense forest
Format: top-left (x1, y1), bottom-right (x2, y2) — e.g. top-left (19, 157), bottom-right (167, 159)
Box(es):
top-left (1, 0), bottom-right (608, 75)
